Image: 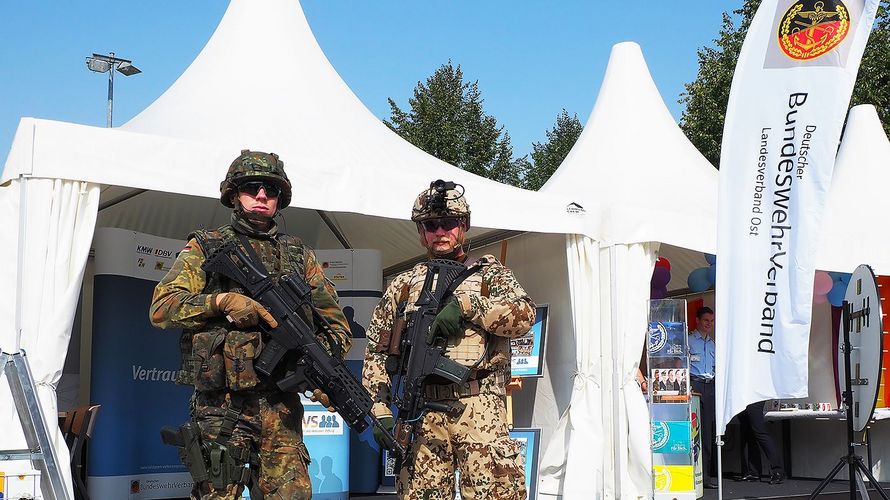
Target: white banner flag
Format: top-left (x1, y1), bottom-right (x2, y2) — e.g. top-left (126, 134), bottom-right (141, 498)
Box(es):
top-left (715, 0), bottom-right (879, 434)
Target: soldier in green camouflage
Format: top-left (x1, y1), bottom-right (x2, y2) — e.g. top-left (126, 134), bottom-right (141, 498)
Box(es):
top-left (363, 180), bottom-right (534, 499)
top-left (150, 150), bottom-right (351, 499)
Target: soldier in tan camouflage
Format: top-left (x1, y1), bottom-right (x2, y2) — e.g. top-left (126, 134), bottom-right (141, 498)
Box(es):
top-left (363, 180), bottom-right (534, 499)
top-left (150, 150), bottom-right (351, 500)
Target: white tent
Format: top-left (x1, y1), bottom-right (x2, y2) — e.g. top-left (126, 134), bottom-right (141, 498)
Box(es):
top-left (0, 0), bottom-right (600, 496)
top-left (817, 104), bottom-right (890, 274)
top-left (537, 42), bottom-right (718, 499)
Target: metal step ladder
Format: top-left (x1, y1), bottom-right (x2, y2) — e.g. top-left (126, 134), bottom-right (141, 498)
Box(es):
top-left (0, 350), bottom-right (70, 500)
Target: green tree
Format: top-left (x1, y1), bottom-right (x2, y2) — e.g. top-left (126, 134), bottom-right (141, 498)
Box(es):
top-left (523, 110), bottom-right (583, 190)
top-left (679, 0), bottom-right (760, 168)
top-left (851, 2), bottom-right (890, 130)
top-left (680, 0), bottom-right (890, 167)
top-left (385, 62), bottom-right (525, 186)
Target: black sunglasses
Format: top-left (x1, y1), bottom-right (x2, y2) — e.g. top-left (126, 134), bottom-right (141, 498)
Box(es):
top-left (237, 181), bottom-right (281, 198)
top-left (421, 218), bottom-right (463, 232)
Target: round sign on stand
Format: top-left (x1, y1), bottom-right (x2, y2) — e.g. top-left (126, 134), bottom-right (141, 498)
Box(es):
top-left (812, 264), bottom-right (890, 500)
top-left (837, 264), bottom-right (884, 432)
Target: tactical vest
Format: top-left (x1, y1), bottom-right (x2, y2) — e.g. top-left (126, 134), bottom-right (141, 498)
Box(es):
top-left (175, 225), bottom-right (306, 388)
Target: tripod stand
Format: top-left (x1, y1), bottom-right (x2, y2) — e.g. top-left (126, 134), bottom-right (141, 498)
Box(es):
top-left (808, 300), bottom-right (889, 500)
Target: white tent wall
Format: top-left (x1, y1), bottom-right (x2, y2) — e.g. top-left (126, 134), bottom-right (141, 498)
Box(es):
top-left (467, 233), bottom-right (576, 451)
top-left (0, 178), bottom-right (101, 498)
top-left (538, 235), bottom-right (604, 498)
top-left (607, 243), bottom-right (657, 500)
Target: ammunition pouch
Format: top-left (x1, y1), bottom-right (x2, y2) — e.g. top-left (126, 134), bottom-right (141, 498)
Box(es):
top-left (223, 330), bottom-right (263, 391)
top-left (192, 330), bottom-right (227, 391)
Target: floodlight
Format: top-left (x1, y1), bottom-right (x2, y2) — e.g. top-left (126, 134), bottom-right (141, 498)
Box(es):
top-left (86, 57), bottom-right (111, 73)
top-left (116, 62), bottom-right (141, 76)
top-left (84, 52), bottom-right (142, 127)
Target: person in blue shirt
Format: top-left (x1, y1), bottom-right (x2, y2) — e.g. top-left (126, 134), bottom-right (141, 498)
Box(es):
top-left (688, 306), bottom-right (716, 488)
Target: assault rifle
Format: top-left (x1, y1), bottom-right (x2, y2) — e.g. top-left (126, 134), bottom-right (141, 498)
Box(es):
top-left (387, 259), bottom-right (481, 452)
top-left (201, 239), bottom-right (404, 456)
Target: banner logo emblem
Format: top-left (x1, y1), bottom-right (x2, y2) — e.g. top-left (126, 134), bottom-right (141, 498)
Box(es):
top-left (651, 421), bottom-right (670, 450)
top-left (648, 323), bottom-right (668, 354)
top-left (778, 0), bottom-right (850, 60)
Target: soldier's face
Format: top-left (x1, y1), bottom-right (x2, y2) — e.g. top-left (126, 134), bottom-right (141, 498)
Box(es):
top-left (419, 218), bottom-right (466, 256)
top-left (237, 185), bottom-right (279, 218)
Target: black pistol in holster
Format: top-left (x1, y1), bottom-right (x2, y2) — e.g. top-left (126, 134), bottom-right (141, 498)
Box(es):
top-left (200, 238), bottom-right (405, 458)
top-left (385, 259), bottom-right (482, 455)
top-left (161, 422), bottom-right (252, 491)
top-left (161, 423), bottom-right (209, 484)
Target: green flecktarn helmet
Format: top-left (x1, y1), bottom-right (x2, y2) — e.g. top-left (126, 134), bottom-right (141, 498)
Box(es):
top-left (220, 149), bottom-right (292, 208)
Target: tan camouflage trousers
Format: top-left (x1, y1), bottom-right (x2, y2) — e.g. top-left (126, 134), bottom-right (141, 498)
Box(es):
top-left (398, 392), bottom-right (526, 500)
top-left (191, 390), bottom-right (312, 500)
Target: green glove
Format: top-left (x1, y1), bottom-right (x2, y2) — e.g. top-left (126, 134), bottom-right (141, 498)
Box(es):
top-left (428, 299), bottom-right (463, 343)
top-left (372, 416), bottom-right (395, 448)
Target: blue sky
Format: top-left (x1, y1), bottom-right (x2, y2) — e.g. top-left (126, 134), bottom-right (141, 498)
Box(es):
top-left (0, 1), bottom-right (734, 164)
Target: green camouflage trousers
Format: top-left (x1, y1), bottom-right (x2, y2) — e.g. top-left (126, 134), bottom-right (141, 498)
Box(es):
top-left (398, 392), bottom-right (527, 500)
top-left (191, 390), bottom-right (311, 500)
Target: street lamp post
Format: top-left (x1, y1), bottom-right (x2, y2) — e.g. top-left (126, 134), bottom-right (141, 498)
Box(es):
top-left (85, 52), bottom-right (141, 127)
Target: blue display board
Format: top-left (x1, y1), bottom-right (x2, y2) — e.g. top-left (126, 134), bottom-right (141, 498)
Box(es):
top-left (301, 400), bottom-right (350, 500)
top-left (509, 428), bottom-right (541, 499)
top-left (510, 305), bottom-right (548, 378)
top-left (90, 274), bottom-right (194, 499)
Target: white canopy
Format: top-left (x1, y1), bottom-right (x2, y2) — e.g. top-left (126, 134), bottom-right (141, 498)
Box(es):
top-left (817, 104), bottom-right (890, 274)
top-left (542, 42), bottom-right (718, 252)
top-left (2, 0), bottom-right (596, 265)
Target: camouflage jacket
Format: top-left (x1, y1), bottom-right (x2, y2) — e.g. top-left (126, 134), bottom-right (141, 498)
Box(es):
top-left (150, 222), bottom-right (351, 388)
top-left (363, 255), bottom-right (534, 418)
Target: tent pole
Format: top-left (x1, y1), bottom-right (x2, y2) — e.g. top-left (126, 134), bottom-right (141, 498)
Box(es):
top-left (609, 245), bottom-right (623, 499)
top-left (14, 176), bottom-right (28, 352)
top-left (98, 188), bottom-right (147, 211)
top-left (316, 210), bottom-right (351, 249)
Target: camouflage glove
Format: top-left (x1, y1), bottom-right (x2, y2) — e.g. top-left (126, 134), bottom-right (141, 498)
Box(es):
top-left (372, 416), bottom-right (395, 448)
top-left (215, 293), bottom-right (279, 329)
top-left (428, 298), bottom-right (462, 343)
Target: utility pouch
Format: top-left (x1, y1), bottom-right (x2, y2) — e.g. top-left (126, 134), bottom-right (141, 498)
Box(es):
top-left (192, 331), bottom-right (227, 391)
top-left (223, 330), bottom-right (263, 391)
top-left (207, 441), bottom-right (252, 491)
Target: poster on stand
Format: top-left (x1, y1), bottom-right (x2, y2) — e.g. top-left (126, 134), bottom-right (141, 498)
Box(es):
top-left (510, 305), bottom-right (548, 378)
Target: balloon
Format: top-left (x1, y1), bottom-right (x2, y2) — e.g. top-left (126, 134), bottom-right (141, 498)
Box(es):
top-left (704, 253), bottom-right (717, 265)
top-left (650, 285), bottom-right (667, 300)
top-left (813, 271), bottom-right (833, 295)
top-left (707, 265), bottom-right (717, 285)
top-left (688, 267), bottom-right (712, 293)
top-left (655, 257), bottom-right (671, 271)
top-left (814, 293), bottom-right (828, 305)
top-left (827, 281), bottom-right (847, 307)
top-left (651, 266), bottom-right (671, 288)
